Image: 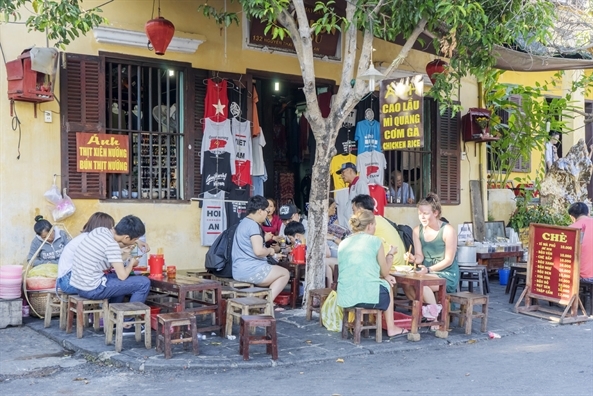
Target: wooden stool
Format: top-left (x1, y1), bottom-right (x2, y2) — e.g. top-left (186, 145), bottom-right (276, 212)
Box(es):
top-left (305, 288), bottom-right (332, 325)
top-left (234, 287), bottom-right (274, 317)
top-left (341, 307), bottom-right (382, 344)
top-left (448, 292), bottom-right (488, 335)
top-left (239, 315), bottom-right (278, 361)
top-left (580, 279), bottom-right (593, 316)
top-left (66, 295), bottom-right (109, 338)
top-left (459, 265), bottom-right (489, 294)
top-left (505, 265), bottom-right (526, 294)
top-left (225, 297), bottom-right (271, 337)
top-left (156, 312), bottom-right (199, 359)
top-left (105, 302), bottom-right (151, 353)
top-left (44, 290), bottom-right (69, 330)
top-left (215, 277), bottom-right (254, 289)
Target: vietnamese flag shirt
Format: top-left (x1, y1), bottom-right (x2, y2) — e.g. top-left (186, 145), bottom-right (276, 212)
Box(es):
top-left (201, 118), bottom-right (236, 174)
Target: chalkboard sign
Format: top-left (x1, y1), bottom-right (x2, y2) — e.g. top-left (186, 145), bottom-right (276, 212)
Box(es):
top-left (515, 224), bottom-right (588, 324)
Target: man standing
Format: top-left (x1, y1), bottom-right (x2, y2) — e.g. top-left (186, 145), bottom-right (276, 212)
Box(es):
top-left (337, 162), bottom-right (369, 222)
top-left (70, 215), bottom-right (151, 307)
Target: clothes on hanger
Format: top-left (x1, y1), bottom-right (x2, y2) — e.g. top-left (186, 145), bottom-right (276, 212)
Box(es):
top-left (334, 188), bottom-right (351, 228)
top-left (200, 190), bottom-right (227, 246)
top-left (200, 151), bottom-right (233, 193)
top-left (231, 118), bottom-right (253, 187)
top-left (330, 153), bottom-right (357, 190)
top-left (204, 78), bottom-right (229, 121)
top-left (226, 185), bottom-right (250, 228)
top-left (368, 184), bottom-right (387, 216)
top-left (201, 118), bottom-right (235, 173)
top-left (251, 86), bottom-right (261, 137)
top-left (356, 150), bottom-right (386, 186)
top-left (354, 118), bottom-right (381, 154)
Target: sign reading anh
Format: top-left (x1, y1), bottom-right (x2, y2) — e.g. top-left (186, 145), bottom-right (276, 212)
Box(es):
top-left (76, 132), bottom-right (129, 173)
top-left (379, 76), bottom-right (424, 151)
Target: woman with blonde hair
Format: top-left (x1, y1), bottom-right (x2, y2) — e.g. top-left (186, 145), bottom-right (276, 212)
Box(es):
top-left (337, 209), bottom-right (408, 337)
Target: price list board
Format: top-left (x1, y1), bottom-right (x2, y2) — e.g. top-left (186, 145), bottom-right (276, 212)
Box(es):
top-left (516, 224), bottom-right (588, 324)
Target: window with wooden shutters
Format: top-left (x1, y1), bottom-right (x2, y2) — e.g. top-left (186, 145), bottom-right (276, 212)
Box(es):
top-left (433, 101), bottom-right (461, 205)
top-left (60, 53), bottom-right (106, 199)
top-left (188, 68), bottom-right (208, 198)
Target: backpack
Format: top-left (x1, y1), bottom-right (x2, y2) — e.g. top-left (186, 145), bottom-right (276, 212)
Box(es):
top-left (384, 217), bottom-right (414, 255)
top-left (204, 223), bottom-right (239, 279)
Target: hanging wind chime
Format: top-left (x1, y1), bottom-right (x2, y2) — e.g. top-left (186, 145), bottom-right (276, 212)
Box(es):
top-left (145, 0), bottom-right (175, 56)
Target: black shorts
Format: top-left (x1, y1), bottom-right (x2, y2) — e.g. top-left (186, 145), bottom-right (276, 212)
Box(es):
top-left (353, 285), bottom-right (391, 311)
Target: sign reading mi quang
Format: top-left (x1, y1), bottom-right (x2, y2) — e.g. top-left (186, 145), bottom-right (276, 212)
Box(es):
top-left (379, 76), bottom-right (424, 150)
top-left (76, 133), bottom-right (129, 173)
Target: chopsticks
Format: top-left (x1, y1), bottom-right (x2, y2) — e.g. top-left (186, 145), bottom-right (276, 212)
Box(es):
top-left (409, 245), bottom-right (415, 271)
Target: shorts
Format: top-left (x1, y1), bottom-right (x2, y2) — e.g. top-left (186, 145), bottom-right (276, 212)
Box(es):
top-left (353, 285), bottom-right (391, 311)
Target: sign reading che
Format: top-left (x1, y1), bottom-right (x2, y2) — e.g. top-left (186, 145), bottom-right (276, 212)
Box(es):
top-left (379, 77), bottom-right (424, 151)
top-left (76, 132), bottom-right (129, 173)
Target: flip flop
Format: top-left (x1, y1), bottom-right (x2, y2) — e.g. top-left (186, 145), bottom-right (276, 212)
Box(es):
top-left (274, 306), bottom-right (285, 312)
top-left (388, 328), bottom-right (409, 339)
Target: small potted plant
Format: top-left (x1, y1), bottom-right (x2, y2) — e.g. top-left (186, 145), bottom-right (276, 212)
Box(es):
top-left (474, 116), bottom-right (490, 137)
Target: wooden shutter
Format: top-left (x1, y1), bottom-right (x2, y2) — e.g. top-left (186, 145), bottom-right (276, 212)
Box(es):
top-left (187, 68), bottom-right (208, 198)
top-left (60, 53), bottom-right (106, 199)
top-left (434, 103), bottom-right (461, 204)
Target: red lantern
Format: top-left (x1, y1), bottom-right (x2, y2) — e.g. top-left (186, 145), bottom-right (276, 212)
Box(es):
top-left (425, 59), bottom-right (448, 84)
top-left (145, 17), bottom-right (175, 56)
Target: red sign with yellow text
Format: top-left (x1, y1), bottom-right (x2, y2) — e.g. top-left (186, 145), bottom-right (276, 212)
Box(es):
top-left (76, 132), bottom-right (129, 173)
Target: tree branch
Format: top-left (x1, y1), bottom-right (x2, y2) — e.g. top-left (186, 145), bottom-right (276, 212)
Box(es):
top-left (383, 18), bottom-right (428, 78)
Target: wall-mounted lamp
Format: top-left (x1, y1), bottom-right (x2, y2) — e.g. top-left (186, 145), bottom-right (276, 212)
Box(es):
top-left (274, 82), bottom-right (280, 91)
top-left (168, 70), bottom-right (175, 77)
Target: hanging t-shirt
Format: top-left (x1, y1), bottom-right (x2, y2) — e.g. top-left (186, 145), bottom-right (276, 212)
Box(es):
top-left (231, 118), bottom-right (252, 186)
top-left (201, 190), bottom-right (227, 246)
top-left (334, 188), bottom-right (351, 227)
top-left (354, 119), bottom-right (381, 154)
top-left (368, 184), bottom-right (387, 216)
top-left (335, 127), bottom-right (357, 155)
top-left (330, 153), bottom-right (357, 190)
top-left (252, 129), bottom-right (266, 176)
top-left (201, 118), bottom-right (235, 173)
top-left (227, 84), bottom-right (248, 122)
top-left (357, 150), bottom-right (387, 186)
top-left (252, 87), bottom-right (261, 137)
top-left (226, 186), bottom-right (250, 229)
top-left (204, 79), bottom-right (229, 121)
top-left (201, 151), bottom-right (233, 193)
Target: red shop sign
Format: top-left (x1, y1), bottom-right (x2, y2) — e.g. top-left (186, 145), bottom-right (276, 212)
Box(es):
top-left (76, 132), bottom-right (129, 174)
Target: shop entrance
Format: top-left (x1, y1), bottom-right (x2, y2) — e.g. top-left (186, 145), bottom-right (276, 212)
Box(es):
top-left (251, 72), bottom-right (334, 213)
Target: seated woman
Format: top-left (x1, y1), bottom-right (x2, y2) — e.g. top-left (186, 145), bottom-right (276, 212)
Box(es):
top-left (404, 193), bottom-right (459, 319)
top-left (568, 202), bottom-right (593, 281)
top-left (57, 212), bottom-right (115, 294)
top-left (261, 198), bottom-right (282, 236)
top-left (232, 195), bottom-right (290, 303)
top-left (337, 209), bottom-right (407, 337)
top-left (27, 215), bottom-right (71, 266)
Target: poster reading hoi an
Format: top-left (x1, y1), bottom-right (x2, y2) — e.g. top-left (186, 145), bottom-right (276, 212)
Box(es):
top-left (379, 76), bottom-right (424, 150)
top-left (76, 132), bottom-right (129, 173)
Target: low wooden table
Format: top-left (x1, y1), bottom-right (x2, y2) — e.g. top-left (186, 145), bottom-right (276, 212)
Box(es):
top-left (277, 261), bottom-right (306, 309)
top-left (477, 251), bottom-right (524, 272)
top-left (148, 275), bottom-right (222, 334)
top-left (393, 273), bottom-right (449, 341)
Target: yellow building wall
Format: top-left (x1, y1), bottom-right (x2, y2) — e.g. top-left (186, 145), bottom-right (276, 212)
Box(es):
top-left (0, 0), bottom-right (479, 268)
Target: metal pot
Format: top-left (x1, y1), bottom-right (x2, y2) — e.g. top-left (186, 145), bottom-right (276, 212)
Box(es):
top-left (457, 246), bottom-right (477, 264)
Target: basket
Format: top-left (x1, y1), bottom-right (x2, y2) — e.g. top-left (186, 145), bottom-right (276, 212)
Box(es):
top-left (27, 290), bottom-right (61, 318)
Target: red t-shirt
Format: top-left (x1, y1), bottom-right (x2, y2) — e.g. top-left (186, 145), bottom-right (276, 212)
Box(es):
top-left (261, 215), bottom-right (282, 235)
top-left (231, 160), bottom-right (252, 187)
top-left (368, 184), bottom-right (386, 216)
top-left (204, 79), bottom-right (228, 121)
top-left (572, 216), bottom-right (593, 279)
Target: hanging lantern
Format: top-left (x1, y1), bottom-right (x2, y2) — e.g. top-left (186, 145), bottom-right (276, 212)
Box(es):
top-left (425, 59), bottom-right (448, 84)
top-left (145, 16), bottom-right (175, 56)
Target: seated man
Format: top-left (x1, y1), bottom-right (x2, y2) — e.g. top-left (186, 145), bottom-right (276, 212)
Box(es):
top-left (278, 204), bottom-right (308, 239)
top-left (284, 221), bottom-right (336, 288)
top-left (389, 171), bottom-right (415, 204)
top-left (70, 215), bottom-right (151, 310)
top-left (351, 194), bottom-right (407, 272)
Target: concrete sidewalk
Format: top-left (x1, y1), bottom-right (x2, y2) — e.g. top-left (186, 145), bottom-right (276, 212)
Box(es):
top-left (5, 282), bottom-right (590, 372)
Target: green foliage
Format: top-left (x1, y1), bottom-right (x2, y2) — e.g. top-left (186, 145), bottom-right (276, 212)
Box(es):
top-left (0, 0), bottom-right (105, 48)
top-left (484, 70), bottom-right (587, 188)
top-left (508, 192), bottom-right (571, 232)
top-left (197, 4), bottom-right (239, 28)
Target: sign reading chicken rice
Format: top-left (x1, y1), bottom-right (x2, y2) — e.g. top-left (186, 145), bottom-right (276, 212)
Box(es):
top-left (379, 76), bottom-right (424, 150)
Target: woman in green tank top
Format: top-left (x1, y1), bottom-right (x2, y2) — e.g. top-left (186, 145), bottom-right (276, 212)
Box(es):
top-left (404, 193), bottom-right (460, 303)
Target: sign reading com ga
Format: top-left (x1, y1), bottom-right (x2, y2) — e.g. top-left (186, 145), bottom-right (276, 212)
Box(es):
top-left (76, 132), bottom-right (129, 173)
top-left (379, 76), bottom-right (424, 151)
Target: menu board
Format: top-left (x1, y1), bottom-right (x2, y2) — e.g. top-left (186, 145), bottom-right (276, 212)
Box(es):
top-left (529, 224), bottom-right (578, 303)
top-left (516, 223), bottom-right (588, 324)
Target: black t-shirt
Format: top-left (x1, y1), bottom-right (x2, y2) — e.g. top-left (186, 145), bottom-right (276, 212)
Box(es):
top-left (201, 151), bottom-right (233, 193)
top-left (226, 185), bottom-right (250, 228)
top-left (335, 127), bottom-right (357, 155)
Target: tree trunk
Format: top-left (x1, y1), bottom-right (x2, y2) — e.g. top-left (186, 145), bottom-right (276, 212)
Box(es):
top-left (303, 122), bottom-right (336, 304)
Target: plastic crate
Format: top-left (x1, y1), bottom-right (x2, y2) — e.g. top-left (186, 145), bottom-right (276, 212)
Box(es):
top-left (382, 311), bottom-right (412, 331)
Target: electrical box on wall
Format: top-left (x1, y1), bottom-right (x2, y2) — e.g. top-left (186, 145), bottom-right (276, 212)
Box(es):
top-left (6, 48), bottom-right (56, 104)
top-left (461, 108), bottom-right (498, 143)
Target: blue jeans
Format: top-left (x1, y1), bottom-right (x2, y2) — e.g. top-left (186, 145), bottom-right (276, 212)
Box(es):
top-left (252, 175), bottom-right (265, 196)
top-left (78, 273), bottom-right (150, 304)
top-left (56, 272), bottom-right (79, 294)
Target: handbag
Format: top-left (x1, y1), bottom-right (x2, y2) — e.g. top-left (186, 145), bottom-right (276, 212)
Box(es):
top-left (321, 290), bottom-right (343, 332)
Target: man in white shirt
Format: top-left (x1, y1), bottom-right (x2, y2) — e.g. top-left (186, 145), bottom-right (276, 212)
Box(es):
top-left (70, 215), bottom-right (150, 306)
top-left (337, 162), bottom-right (369, 224)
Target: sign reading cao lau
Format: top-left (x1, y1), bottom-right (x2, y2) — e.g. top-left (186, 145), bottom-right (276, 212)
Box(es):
top-left (379, 76), bottom-right (424, 151)
top-left (76, 132), bottom-right (129, 174)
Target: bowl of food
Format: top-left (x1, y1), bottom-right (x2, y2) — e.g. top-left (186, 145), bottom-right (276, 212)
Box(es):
top-left (393, 265), bottom-right (414, 275)
top-left (26, 276), bottom-right (57, 290)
